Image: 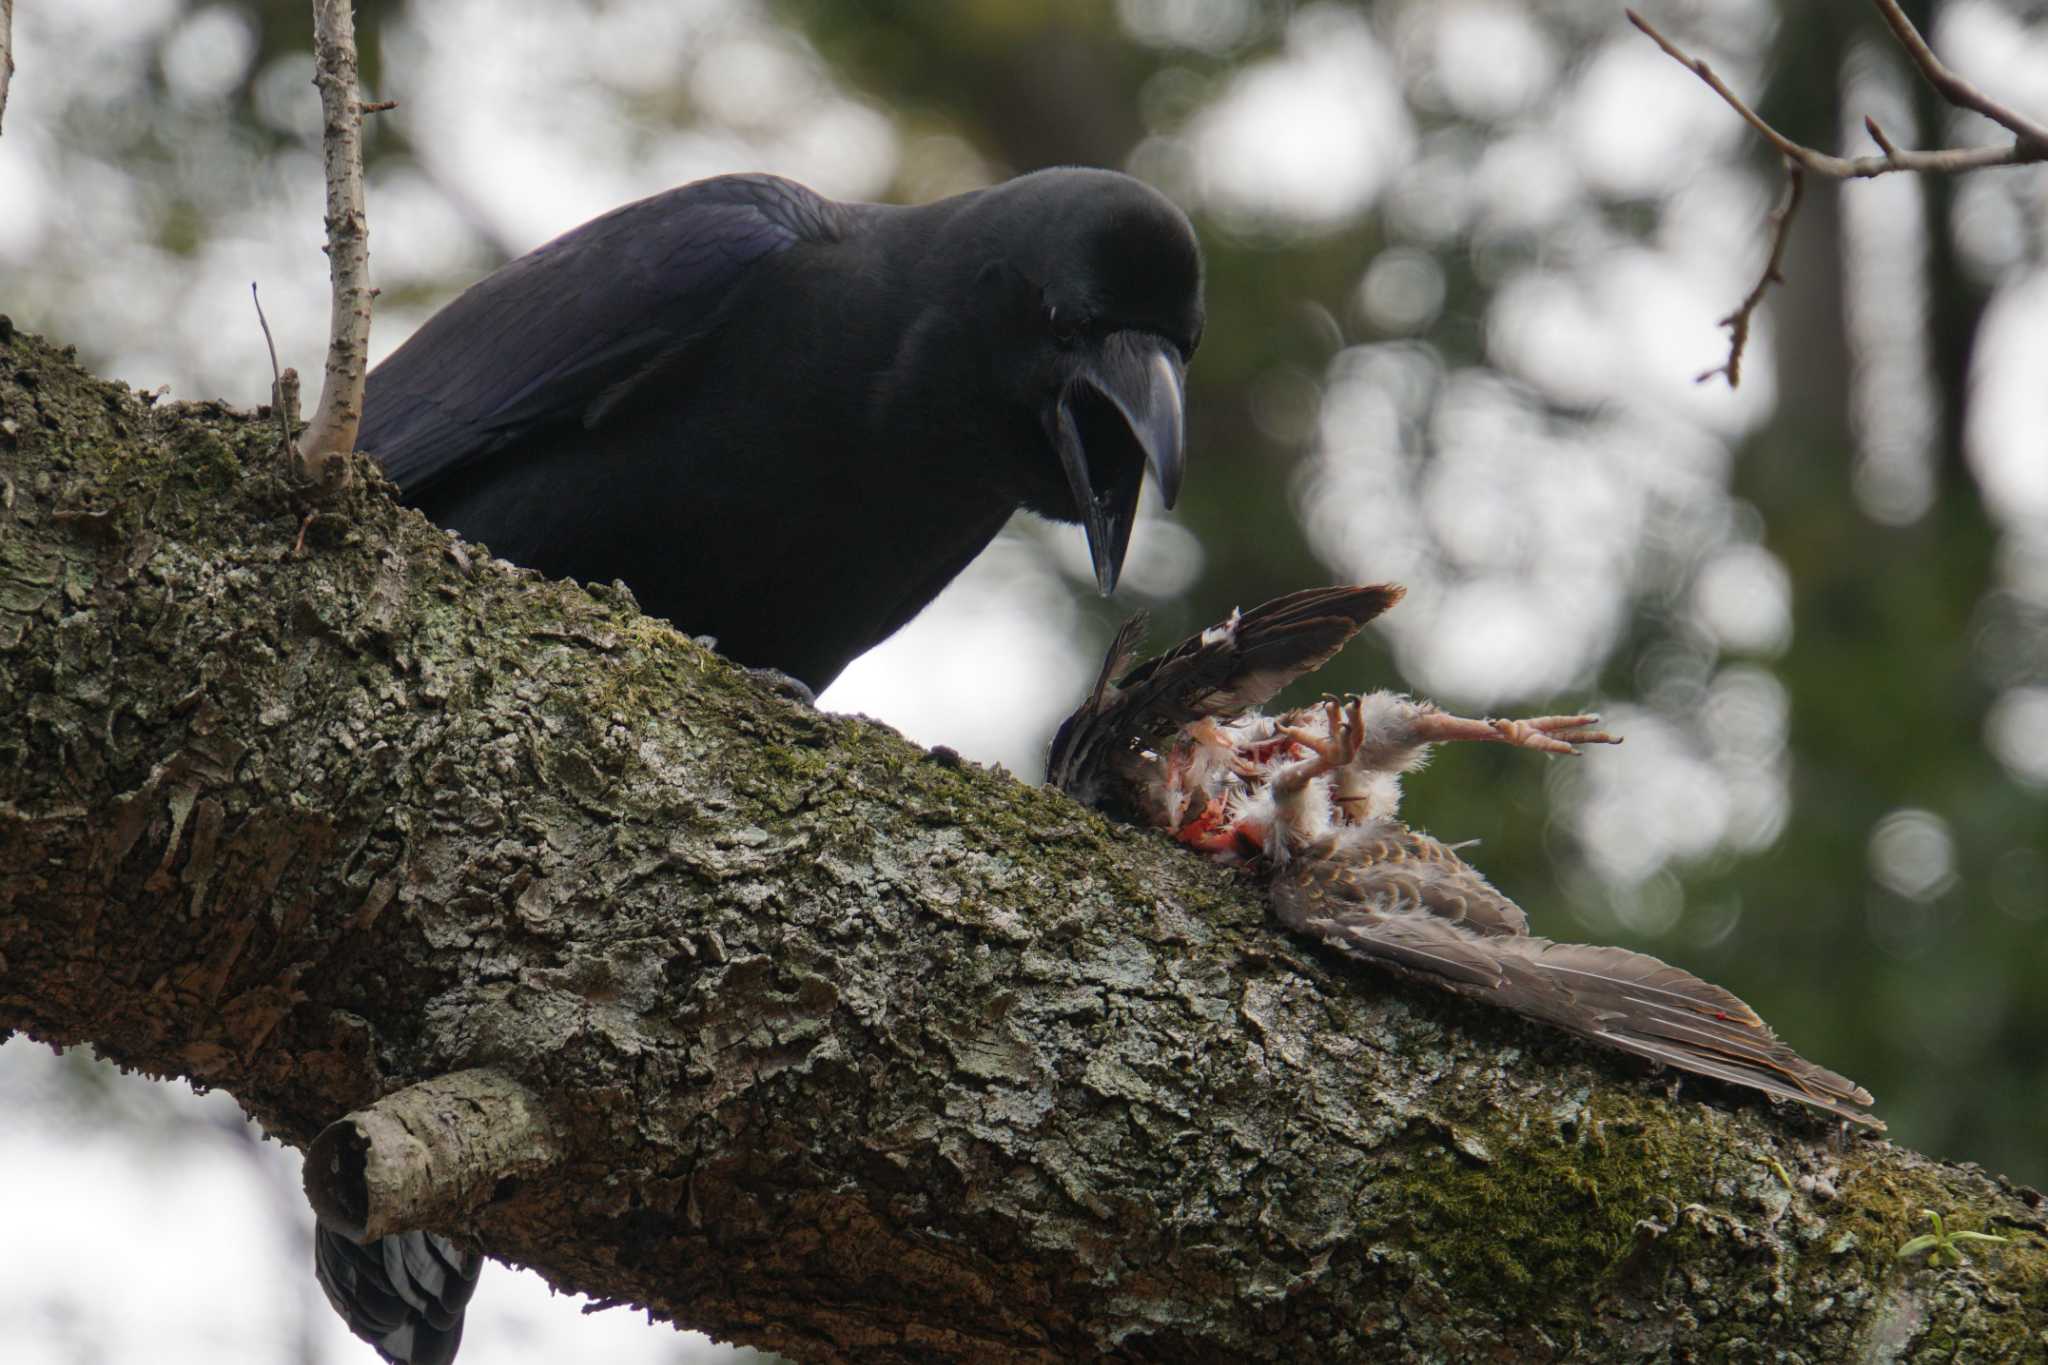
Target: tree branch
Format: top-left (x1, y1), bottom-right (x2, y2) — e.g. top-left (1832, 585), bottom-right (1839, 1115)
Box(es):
top-left (1870, 0), bottom-right (2048, 151)
top-left (1695, 161), bottom-right (1803, 389)
top-left (1629, 7), bottom-right (2048, 180)
top-left (3, 327), bottom-right (2045, 1359)
top-left (299, 0), bottom-right (374, 486)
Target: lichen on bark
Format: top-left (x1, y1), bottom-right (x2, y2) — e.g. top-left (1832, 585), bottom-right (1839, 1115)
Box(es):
top-left (3, 325), bottom-right (2045, 1362)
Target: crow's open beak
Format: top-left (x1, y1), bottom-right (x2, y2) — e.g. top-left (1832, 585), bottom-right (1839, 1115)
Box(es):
top-left (1050, 332), bottom-right (1186, 595)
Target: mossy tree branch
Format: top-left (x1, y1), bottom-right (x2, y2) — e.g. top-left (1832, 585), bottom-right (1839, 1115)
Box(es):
top-left (2, 325), bottom-right (2044, 1360)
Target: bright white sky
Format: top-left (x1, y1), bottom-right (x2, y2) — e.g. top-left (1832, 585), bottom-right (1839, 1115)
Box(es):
top-left (4, 1), bottom-right (2048, 1361)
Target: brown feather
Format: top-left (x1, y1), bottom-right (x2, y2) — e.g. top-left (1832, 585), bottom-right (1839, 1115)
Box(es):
top-left (1273, 831), bottom-right (1880, 1127)
top-left (1047, 584), bottom-right (1402, 807)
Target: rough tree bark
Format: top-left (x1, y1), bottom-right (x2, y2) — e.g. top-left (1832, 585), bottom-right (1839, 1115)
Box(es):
top-left (2, 324), bottom-right (2044, 1362)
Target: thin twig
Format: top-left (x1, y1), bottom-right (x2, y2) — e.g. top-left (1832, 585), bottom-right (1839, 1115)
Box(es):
top-left (0, 0), bottom-right (16, 137)
top-left (1696, 162), bottom-right (1804, 388)
top-left (1627, 9), bottom-right (2044, 179)
top-left (299, 0), bottom-right (372, 490)
top-left (1870, 0), bottom-right (2048, 151)
top-left (250, 282), bottom-right (300, 462)
top-left (1627, 3), bottom-right (2048, 388)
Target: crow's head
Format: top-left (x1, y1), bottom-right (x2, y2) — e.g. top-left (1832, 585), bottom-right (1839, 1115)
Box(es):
top-left (952, 168), bottom-right (1204, 594)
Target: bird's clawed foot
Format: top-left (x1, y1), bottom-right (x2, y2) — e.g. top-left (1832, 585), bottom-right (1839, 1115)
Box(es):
top-left (1275, 698), bottom-right (1366, 791)
top-left (1411, 709), bottom-right (1621, 756)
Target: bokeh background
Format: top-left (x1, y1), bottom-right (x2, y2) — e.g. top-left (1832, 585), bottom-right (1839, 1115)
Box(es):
top-left (4, 1), bottom-right (2046, 1360)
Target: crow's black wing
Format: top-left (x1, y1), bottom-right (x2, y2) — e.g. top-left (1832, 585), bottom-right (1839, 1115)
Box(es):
top-left (314, 1226), bottom-right (483, 1365)
top-left (361, 173), bottom-right (847, 496)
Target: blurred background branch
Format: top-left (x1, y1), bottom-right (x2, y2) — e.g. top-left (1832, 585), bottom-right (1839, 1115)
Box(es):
top-left (1695, 159), bottom-right (1803, 387)
top-left (1633, 0), bottom-right (2048, 386)
top-left (1635, 2), bottom-right (2048, 177)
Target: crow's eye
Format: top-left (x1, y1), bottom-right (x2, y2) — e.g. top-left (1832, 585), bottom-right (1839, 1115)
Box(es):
top-left (1047, 306), bottom-right (1083, 344)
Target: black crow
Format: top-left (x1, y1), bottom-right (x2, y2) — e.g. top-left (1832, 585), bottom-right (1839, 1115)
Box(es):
top-left (361, 168), bottom-right (1204, 692)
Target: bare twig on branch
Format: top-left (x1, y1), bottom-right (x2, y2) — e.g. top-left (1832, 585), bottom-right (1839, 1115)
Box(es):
top-left (252, 281), bottom-right (321, 553)
top-left (1870, 0), bottom-right (2048, 151)
top-left (298, 0), bottom-right (375, 489)
top-left (1628, 1), bottom-right (2048, 387)
top-left (1629, 6), bottom-right (2047, 179)
top-left (250, 282), bottom-right (300, 463)
top-left (1697, 162), bottom-right (1803, 388)
top-left (1, 0), bottom-right (16, 136)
